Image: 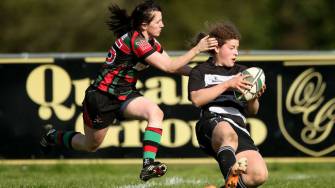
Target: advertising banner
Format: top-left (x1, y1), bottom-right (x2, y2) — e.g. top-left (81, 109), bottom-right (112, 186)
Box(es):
top-left (0, 53), bottom-right (334, 159)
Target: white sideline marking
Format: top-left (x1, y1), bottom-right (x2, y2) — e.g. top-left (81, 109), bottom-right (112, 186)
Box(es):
top-left (117, 176), bottom-right (207, 188)
top-left (285, 174), bottom-right (311, 180)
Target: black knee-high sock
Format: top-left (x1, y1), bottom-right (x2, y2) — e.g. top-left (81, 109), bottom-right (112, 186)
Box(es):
top-left (217, 146), bottom-right (236, 180)
top-left (52, 130), bottom-right (79, 150)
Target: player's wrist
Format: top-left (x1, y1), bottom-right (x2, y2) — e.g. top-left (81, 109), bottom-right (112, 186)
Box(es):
top-left (192, 46), bottom-right (201, 55)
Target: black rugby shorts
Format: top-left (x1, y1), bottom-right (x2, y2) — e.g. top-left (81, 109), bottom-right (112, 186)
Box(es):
top-left (82, 86), bottom-right (141, 129)
top-left (195, 110), bottom-right (258, 160)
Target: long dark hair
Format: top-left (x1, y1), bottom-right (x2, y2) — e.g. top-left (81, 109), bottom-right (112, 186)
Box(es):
top-left (106, 0), bottom-right (162, 37)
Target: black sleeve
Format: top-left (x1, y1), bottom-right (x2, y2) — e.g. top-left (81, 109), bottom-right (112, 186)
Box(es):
top-left (188, 67), bottom-right (204, 100)
top-left (237, 64), bottom-right (248, 72)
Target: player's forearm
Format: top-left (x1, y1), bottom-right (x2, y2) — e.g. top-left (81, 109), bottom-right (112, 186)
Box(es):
top-left (171, 47), bottom-right (199, 72)
top-left (146, 50), bottom-right (198, 74)
top-left (245, 98), bottom-right (259, 115)
top-left (191, 82), bottom-right (230, 107)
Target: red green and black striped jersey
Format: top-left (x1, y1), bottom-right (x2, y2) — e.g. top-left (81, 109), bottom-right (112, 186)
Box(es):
top-left (92, 30), bottom-right (163, 100)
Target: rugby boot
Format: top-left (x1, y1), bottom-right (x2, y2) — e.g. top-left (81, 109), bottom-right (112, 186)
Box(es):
top-left (139, 161), bottom-right (167, 181)
top-left (40, 128), bottom-right (57, 154)
top-left (225, 157), bottom-right (248, 188)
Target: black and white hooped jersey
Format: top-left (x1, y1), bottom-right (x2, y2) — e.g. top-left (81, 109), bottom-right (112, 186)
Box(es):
top-left (188, 57), bottom-right (248, 114)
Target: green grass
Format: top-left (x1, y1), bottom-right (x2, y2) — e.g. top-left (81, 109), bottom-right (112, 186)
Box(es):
top-left (0, 162), bottom-right (334, 188)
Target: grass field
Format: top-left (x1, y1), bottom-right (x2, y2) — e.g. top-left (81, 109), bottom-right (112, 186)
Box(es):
top-left (0, 159), bottom-right (334, 188)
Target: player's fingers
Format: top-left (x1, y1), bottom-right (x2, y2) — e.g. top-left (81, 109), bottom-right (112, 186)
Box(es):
top-left (207, 38), bottom-right (218, 46)
top-left (263, 84), bottom-right (267, 90)
top-left (257, 89), bottom-right (265, 98)
top-left (256, 92), bottom-right (263, 98)
top-left (205, 40), bottom-right (218, 50)
top-left (240, 83), bottom-right (251, 90)
top-left (200, 35), bottom-right (210, 41)
top-left (258, 85), bottom-right (266, 95)
top-left (242, 80), bottom-right (253, 86)
top-left (236, 86), bottom-right (244, 93)
top-left (197, 35), bottom-right (214, 52)
top-left (242, 74), bottom-right (252, 79)
top-left (207, 37), bottom-right (217, 42)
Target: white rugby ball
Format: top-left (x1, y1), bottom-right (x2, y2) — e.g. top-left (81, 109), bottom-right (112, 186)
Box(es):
top-left (234, 67), bottom-right (265, 101)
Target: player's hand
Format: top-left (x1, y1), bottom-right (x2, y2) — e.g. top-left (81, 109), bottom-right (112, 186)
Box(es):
top-left (228, 73), bottom-right (253, 93)
top-left (195, 35), bottom-right (218, 53)
top-left (255, 84), bottom-right (266, 98)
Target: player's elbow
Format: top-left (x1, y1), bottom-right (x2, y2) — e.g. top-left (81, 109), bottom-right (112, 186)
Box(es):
top-left (190, 92), bottom-right (205, 108)
top-left (190, 98), bottom-right (203, 108)
top-left (246, 107), bottom-right (258, 115)
top-left (85, 142), bottom-right (101, 152)
top-left (192, 101), bottom-right (202, 108)
top-left (164, 66), bottom-right (177, 74)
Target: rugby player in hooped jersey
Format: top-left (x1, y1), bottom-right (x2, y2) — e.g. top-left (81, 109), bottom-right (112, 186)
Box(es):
top-left (188, 22), bottom-right (268, 188)
top-left (40, 0), bottom-right (217, 182)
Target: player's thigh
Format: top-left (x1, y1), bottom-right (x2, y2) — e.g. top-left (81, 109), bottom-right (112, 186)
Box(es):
top-left (122, 96), bottom-right (162, 120)
top-left (211, 121), bottom-right (238, 152)
top-left (236, 150), bottom-right (268, 182)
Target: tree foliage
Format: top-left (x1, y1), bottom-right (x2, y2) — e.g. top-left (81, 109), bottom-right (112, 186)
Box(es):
top-left (0, 0), bottom-right (334, 53)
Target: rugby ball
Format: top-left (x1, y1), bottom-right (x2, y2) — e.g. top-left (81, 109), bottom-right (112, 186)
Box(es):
top-left (234, 67), bottom-right (265, 101)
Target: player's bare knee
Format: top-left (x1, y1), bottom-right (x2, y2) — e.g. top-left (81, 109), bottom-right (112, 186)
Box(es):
top-left (258, 168), bottom-right (269, 184)
top-left (86, 144), bottom-right (100, 152)
top-left (148, 106), bottom-right (164, 121)
top-left (85, 139), bottom-right (102, 152)
top-left (247, 169), bottom-right (268, 187)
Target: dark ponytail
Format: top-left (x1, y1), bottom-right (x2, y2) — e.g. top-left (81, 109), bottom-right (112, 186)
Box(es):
top-left (106, 4), bottom-right (131, 37)
top-left (106, 0), bottom-right (162, 37)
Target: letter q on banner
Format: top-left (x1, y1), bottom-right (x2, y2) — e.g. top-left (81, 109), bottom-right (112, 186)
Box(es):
top-left (26, 64), bottom-right (76, 121)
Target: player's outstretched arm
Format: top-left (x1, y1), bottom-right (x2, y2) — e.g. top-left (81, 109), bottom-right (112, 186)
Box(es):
top-left (145, 36), bottom-right (217, 74)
